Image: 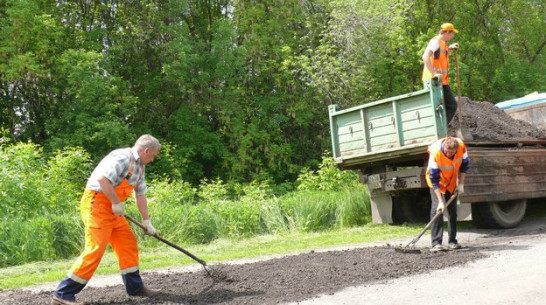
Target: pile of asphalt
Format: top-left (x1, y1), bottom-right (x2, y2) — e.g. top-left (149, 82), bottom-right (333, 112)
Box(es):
top-left (448, 98), bottom-right (545, 141)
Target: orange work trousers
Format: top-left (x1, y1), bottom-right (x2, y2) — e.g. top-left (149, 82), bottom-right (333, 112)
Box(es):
top-left (68, 189), bottom-right (139, 284)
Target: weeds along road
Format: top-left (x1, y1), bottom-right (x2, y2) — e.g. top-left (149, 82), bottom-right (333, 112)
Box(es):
top-left (288, 216), bottom-right (546, 305)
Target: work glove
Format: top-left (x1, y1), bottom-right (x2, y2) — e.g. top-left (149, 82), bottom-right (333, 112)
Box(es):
top-left (449, 43), bottom-right (459, 50)
top-left (142, 219), bottom-right (157, 236)
top-left (112, 202), bottom-right (125, 216)
top-left (457, 184), bottom-right (465, 194)
top-left (436, 199), bottom-right (446, 213)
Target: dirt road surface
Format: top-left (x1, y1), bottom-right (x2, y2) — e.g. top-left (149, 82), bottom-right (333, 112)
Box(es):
top-left (290, 218), bottom-right (546, 305)
top-left (1, 214), bottom-right (546, 305)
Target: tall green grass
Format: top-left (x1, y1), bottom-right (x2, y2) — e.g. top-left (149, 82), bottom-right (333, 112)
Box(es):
top-left (1, 140), bottom-right (369, 267)
top-left (0, 215), bottom-right (83, 265)
top-left (135, 185), bottom-right (370, 247)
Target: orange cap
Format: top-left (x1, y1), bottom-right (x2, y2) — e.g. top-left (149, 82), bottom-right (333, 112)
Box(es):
top-left (441, 23), bottom-right (459, 33)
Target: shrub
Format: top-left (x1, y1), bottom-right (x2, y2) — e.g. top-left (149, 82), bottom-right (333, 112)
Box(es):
top-left (0, 142), bottom-right (47, 219)
top-left (45, 147), bottom-right (92, 212)
top-left (198, 178), bottom-right (230, 203)
top-left (297, 154), bottom-right (359, 191)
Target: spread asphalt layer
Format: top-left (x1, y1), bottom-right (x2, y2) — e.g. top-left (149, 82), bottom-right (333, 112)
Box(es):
top-left (2, 215), bottom-right (546, 305)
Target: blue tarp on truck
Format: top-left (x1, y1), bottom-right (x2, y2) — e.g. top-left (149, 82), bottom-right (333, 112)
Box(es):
top-left (496, 92), bottom-right (546, 110)
top-left (496, 92), bottom-right (546, 130)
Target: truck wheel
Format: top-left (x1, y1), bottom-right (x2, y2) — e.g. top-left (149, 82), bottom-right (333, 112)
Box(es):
top-left (471, 199), bottom-right (527, 229)
top-left (392, 190), bottom-right (430, 224)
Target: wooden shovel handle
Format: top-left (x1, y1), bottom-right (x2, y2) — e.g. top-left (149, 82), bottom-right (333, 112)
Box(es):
top-left (124, 214), bottom-right (208, 267)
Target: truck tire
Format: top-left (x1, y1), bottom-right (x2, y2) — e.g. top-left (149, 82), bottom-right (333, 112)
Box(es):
top-left (392, 190), bottom-right (430, 224)
top-left (471, 199), bottom-right (527, 229)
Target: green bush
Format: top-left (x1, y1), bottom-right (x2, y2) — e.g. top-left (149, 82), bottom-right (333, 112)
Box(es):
top-left (0, 142), bottom-right (47, 219)
top-left (147, 178), bottom-right (197, 207)
top-left (198, 178), bottom-right (230, 203)
top-left (297, 155), bottom-right (360, 191)
top-left (45, 147), bottom-right (92, 211)
top-left (334, 188), bottom-right (371, 228)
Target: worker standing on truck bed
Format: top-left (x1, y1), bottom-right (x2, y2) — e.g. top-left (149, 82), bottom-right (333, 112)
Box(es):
top-left (426, 136), bottom-right (469, 252)
top-left (422, 22), bottom-right (460, 124)
top-left (52, 135), bottom-right (161, 305)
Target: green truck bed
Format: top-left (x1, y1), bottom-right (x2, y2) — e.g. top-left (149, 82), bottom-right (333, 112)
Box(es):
top-left (329, 78), bottom-right (447, 169)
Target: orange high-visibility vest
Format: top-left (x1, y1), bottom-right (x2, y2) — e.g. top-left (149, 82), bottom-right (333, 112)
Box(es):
top-left (426, 138), bottom-right (466, 194)
top-left (422, 38), bottom-right (450, 85)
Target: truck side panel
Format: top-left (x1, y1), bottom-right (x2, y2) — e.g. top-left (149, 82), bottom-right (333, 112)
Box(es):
top-left (329, 78), bottom-right (447, 168)
top-left (504, 103), bottom-right (546, 130)
top-left (463, 147), bottom-right (546, 203)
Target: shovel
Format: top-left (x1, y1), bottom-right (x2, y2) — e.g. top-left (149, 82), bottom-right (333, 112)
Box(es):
top-left (124, 214), bottom-right (214, 277)
top-left (452, 48), bottom-right (473, 141)
top-left (394, 191), bottom-right (459, 254)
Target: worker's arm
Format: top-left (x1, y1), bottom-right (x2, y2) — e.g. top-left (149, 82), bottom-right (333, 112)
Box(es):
top-left (434, 188), bottom-right (444, 203)
top-left (136, 194), bottom-right (156, 235)
top-left (422, 41), bottom-right (443, 79)
top-left (457, 147), bottom-right (469, 194)
top-left (434, 188), bottom-right (446, 213)
top-left (457, 172), bottom-right (467, 194)
top-left (98, 176), bottom-right (121, 204)
top-left (459, 172), bottom-right (466, 186)
top-left (422, 50), bottom-right (443, 78)
top-left (422, 49), bottom-right (435, 76)
top-left (98, 176), bottom-right (125, 216)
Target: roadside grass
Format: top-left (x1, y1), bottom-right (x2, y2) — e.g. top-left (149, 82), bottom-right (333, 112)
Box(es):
top-left (0, 223), bottom-right (422, 290)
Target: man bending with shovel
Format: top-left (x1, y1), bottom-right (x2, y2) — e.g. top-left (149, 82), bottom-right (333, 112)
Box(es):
top-left (52, 135), bottom-right (161, 305)
top-left (426, 136), bottom-right (469, 252)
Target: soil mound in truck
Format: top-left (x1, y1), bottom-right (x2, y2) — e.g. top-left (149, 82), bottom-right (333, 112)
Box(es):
top-left (447, 98), bottom-right (545, 141)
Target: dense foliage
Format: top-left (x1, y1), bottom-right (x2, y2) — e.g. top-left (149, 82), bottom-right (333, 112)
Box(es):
top-left (0, 138), bottom-right (367, 267)
top-left (2, 0), bottom-right (544, 183)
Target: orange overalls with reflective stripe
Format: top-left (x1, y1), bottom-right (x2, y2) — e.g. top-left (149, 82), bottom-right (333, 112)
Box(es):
top-left (68, 158), bottom-right (139, 284)
top-left (422, 38), bottom-right (450, 85)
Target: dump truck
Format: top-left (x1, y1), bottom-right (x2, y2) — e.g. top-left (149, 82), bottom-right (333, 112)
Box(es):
top-left (328, 78), bottom-right (546, 228)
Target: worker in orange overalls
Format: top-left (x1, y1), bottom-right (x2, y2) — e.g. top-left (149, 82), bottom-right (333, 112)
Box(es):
top-left (426, 136), bottom-right (469, 253)
top-left (52, 135), bottom-right (161, 305)
top-left (422, 22), bottom-right (460, 124)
